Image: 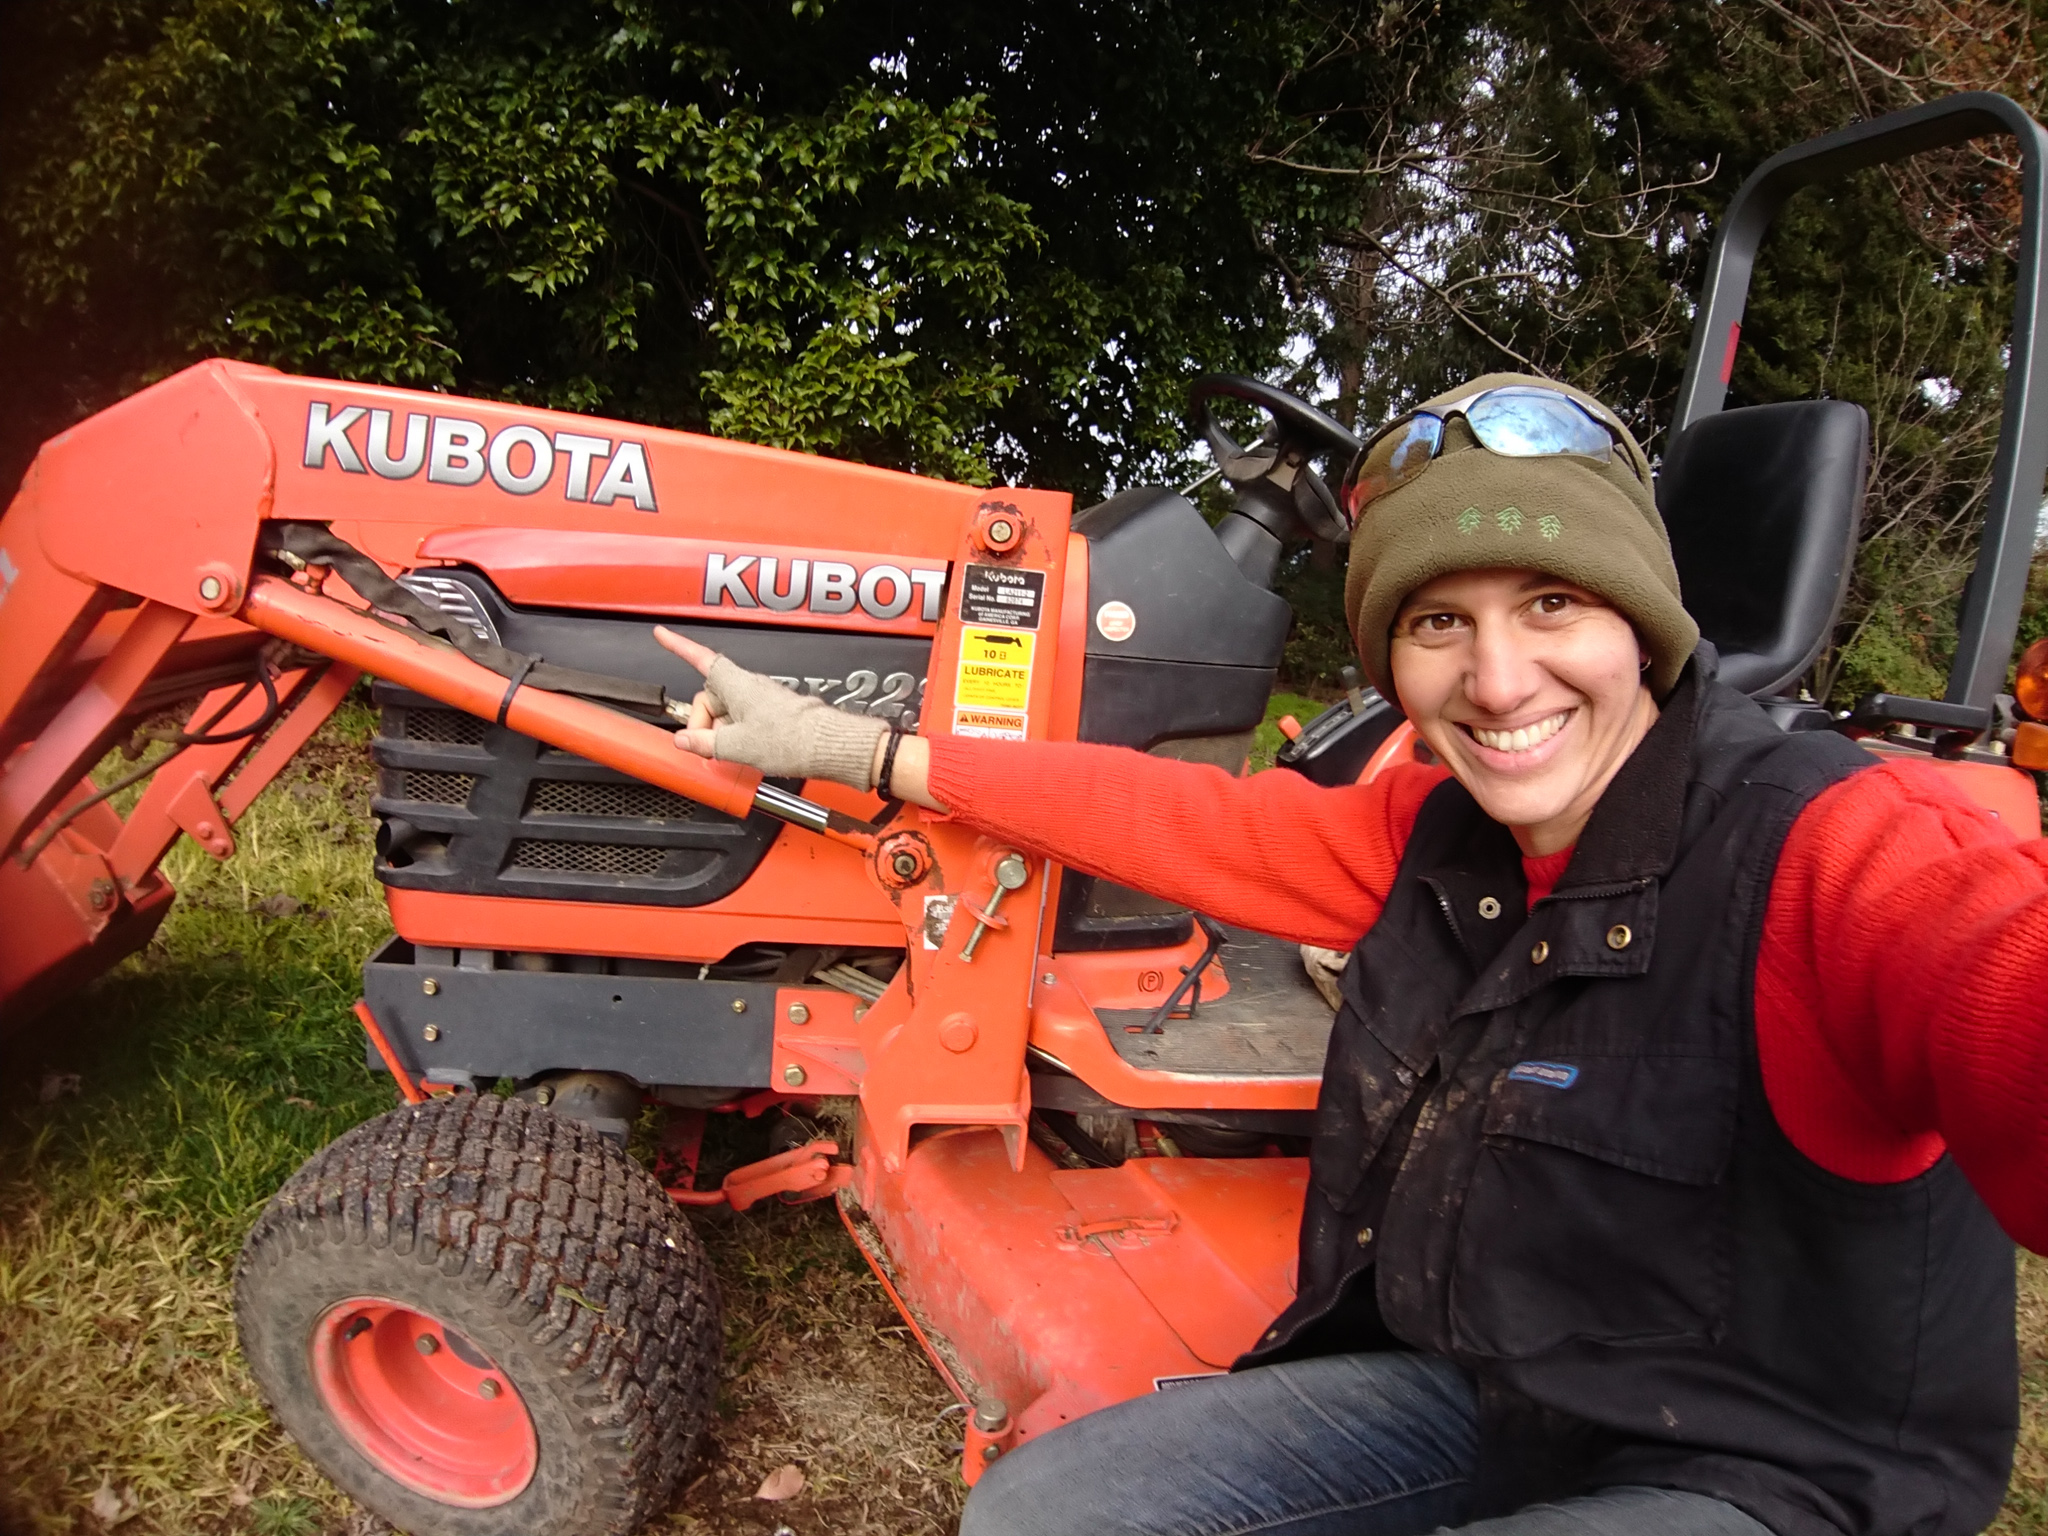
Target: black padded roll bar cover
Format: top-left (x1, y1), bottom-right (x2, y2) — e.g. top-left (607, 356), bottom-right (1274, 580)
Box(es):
top-left (1657, 400), bottom-right (1869, 699)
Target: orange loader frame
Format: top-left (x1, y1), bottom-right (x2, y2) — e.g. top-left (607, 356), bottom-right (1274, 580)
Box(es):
top-left (0, 358), bottom-right (1325, 1480)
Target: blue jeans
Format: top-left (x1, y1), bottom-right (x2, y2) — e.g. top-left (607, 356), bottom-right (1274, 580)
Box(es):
top-left (958, 1353), bottom-right (1773, 1536)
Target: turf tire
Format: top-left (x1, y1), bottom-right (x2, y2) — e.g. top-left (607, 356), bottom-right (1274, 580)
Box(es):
top-left (234, 1093), bottom-right (720, 1536)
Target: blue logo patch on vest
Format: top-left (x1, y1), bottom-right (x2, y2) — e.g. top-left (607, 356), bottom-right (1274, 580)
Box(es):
top-left (1506, 1060), bottom-right (1580, 1089)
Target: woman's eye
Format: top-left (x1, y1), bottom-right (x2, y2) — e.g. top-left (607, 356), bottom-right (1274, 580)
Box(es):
top-left (1414, 612), bottom-right (1463, 634)
top-left (1533, 593), bottom-right (1573, 615)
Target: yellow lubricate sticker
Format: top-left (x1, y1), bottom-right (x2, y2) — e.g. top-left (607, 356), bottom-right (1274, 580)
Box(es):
top-left (956, 626), bottom-right (1035, 712)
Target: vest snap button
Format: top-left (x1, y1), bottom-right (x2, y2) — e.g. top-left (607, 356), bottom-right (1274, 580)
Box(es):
top-left (1530, 940), bottom-right (1550, 964)
top-left (1606, 923), bottom-right (1633, 950)
top-left (1356, 1226), bottom-right (1374, 1247)
top-left (1477, 896), bottom-right (1502, 919)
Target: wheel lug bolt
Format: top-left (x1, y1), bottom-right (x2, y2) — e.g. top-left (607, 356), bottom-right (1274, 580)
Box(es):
top-left (479, 1378), bottom-right (501, 1399)
top-left (416, 1334), bottom-right (440, 1355)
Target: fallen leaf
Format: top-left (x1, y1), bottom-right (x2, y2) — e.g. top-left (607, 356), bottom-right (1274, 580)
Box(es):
top-left (88, 1478), bottom-right (139, 1526)
top-left (38, 1072), bottom-right (81, 1105)
top-left (754, 1464), bottom-right (805, 1501)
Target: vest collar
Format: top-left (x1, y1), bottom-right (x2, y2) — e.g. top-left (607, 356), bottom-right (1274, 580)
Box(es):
top-left (1547, 652), bottom-right (1704, 896)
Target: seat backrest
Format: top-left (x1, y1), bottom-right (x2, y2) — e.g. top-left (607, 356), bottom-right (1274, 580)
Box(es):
top-left (1656, 399), bottom-right (1868, 698)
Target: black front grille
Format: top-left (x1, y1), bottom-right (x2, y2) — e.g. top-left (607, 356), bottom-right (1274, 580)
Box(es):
top-left (529, 779), bottom-right (695, 821)
top-left (406, 708), bottom-right (488, 746)
top-left (401, 770), bottom-right (477, 806)
top-left (509, 839), bottom-right (668, 877)
top-left (370, 684), bottom-right (781, 907)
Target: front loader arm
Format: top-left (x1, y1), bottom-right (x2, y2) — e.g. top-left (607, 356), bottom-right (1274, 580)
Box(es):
top-left (0, 356), bottom-right (1068, 1182)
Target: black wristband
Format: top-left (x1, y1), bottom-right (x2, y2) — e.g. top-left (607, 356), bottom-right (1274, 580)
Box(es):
top-left (877, 725), bottom-right (905, 799)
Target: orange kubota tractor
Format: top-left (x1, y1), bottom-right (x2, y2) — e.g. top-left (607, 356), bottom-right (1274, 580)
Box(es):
top-left (6, 93), bottom-right (2048, 1536)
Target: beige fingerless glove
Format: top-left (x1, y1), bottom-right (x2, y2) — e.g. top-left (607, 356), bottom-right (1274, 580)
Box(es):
top-left (702, 655), bottom-right (891, 790)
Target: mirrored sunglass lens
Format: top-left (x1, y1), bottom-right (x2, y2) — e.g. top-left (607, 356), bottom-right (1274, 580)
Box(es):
top-left (1466, 390), bottom-right (1612, 460)
top-left (1346, 416), bottom-right (1443, 514)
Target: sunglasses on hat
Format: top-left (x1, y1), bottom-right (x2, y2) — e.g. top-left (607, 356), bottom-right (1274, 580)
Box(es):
top-left (1339, 385), bottom-right (1642, 520)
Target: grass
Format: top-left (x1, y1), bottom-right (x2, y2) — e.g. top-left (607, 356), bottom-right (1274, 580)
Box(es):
top-left (1, 687), bottom-right (2044, 1534)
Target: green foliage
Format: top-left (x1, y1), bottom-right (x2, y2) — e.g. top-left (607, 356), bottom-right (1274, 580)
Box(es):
top-left (0, 0), bottom-right (1408, 498)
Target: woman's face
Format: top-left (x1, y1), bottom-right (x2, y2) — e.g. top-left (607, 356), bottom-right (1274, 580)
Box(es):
top-left (1389, 568), bottom-right (1659, 856)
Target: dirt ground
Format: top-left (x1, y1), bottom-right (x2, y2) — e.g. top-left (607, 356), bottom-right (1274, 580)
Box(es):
top-left (1, 695), bottom-right (2044, 1536)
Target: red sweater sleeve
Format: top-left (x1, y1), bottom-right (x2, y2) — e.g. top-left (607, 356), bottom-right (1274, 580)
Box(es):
top-left (923, 737), bottom-right (1448, 949)
top-left (1760, 759), bottom-right (2048, 1251)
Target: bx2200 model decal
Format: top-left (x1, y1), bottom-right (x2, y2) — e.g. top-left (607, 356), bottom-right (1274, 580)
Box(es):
top-left (303, 402), bottom-right (658, 511)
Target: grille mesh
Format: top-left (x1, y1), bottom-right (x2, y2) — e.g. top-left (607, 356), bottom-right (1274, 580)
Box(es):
top-left (400, 770), bottom-right (477, 806)
top-left (529, 779), bottom-right (696, 821)
top-left (404, 709), bottom-right (488, 746)
top-left (509, 839), bottom-right (667, 877)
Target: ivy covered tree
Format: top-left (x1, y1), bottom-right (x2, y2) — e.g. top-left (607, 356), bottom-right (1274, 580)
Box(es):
top-left (0, 0), bottom-right (1462, 496)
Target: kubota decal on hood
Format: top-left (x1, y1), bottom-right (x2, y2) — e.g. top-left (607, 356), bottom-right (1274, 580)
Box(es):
top-left (702, 551), bottom-right (946, 623)
top-left (302, 401), bottom-right (658, 511)
top-left (410, 527), bottom-right (953, 637)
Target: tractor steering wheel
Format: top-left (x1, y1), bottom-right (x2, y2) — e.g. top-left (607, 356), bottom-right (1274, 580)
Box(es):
top-left (1190, 375), bottom-right (1362, 545)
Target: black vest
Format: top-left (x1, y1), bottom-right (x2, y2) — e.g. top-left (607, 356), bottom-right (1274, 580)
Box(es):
top-left (1241, 660), bottom-right (2017, 1536)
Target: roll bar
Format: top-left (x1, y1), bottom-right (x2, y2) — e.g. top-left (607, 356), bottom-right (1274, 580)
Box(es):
top-left (1673, 91), bottom-right (2048, 715)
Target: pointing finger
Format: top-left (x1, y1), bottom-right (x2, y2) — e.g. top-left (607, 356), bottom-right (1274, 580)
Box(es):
top-left (653, 626), bottom-right (723, 677)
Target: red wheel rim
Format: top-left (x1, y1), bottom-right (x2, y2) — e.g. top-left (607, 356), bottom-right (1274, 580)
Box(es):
top-left (310, 1297), bottom-right (538, 1507)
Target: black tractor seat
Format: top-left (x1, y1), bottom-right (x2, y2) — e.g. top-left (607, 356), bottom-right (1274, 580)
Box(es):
top-left (1657, 399), bottom-right (1869, 700)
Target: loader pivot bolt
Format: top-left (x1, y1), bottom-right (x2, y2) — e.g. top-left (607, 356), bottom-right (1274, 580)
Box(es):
top-left (192, 562), bottom-right (241, 612)
top-left (88, 879), bottom-right (115, 911)
top-left (788, 1003), bottom-right (810, 1025)
top-left (940, 1014), bottom-right (979, 1053)
top-left (973, 1398), bottom-right (1010, 1433)
top-left (874, 831), bottom-right (934, 891)
top-left (972, 504), bottom-right (1025, 554)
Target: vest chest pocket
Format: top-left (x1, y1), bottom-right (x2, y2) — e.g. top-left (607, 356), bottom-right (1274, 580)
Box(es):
top-left (1447, 1052), bottom-right (1739, 1360)
top-left (1311, 989), bottom-right (1439, 1212)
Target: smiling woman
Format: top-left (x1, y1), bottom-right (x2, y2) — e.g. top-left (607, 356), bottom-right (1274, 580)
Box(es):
top-left (1388, 569), bottom-right (1658, 855)
top-left (655, 368), bottom-right (2048, 1536)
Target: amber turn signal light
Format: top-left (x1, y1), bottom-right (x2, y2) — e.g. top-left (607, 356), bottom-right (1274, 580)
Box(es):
top-left (2014, 721), bottom-right (2048, 771)
top-left (2016, 637), bottom-right (2048, 722)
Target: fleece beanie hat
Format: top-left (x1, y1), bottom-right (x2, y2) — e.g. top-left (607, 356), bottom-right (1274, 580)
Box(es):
top-left (1344, 371), bottom-right (1700, 700)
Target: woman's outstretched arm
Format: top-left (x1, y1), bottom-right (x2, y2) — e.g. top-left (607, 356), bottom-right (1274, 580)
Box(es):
top-left (653, 625), bottom-right (1443, 948)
